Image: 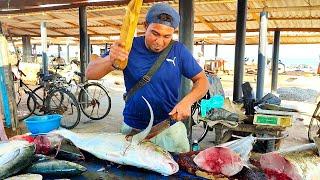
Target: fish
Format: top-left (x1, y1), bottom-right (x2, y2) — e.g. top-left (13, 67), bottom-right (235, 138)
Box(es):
top-left (177, 151), bottom-right (228, 180)
top-left (33, 133), bottom-right (64, 155)
top-left (52, 96), bottom-right (179, 176)
top-left (0, 140), bottom-right (35, 179)
top-left (55, 138), bottom-right (85, 161)
top-left (26, 159), bottom-right (86, 177)
top-left (193, 146), bottom-right (243, 177)
top-left (4, 173), bottom-right (42, 180)
top-left (189, 135), bottom-right (256, 177)
top-left (260, 143), bottom-right (320, 180)
top-left (220, 135), bottom-right (256, 162)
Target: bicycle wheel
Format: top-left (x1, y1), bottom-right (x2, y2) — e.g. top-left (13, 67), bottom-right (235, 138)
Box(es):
top-left (78, 82), bottom-right (111, 120)
top-left (46, 88), bottom-right (81, 129)
top-left (17, 92), bottom-right (36, 121)
top-left (308, 103), bottom-right (320, 142)
top-left (27, 85), bottom-right (45, 115)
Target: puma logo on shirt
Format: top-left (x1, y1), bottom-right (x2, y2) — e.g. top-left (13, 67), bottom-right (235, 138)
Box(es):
top-left (166, 57), bottom-right (176, 66)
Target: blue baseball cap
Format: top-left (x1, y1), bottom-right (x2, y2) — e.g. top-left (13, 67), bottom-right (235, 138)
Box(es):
top-left (146, 3), bottom-right (180, 29)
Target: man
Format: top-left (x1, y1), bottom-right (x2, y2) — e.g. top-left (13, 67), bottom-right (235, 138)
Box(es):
top-left (86, 3), bottom-right (209, 152)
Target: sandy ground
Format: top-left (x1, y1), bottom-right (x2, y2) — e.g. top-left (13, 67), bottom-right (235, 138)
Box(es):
top-left (13, 70), bottom-right (320, 151)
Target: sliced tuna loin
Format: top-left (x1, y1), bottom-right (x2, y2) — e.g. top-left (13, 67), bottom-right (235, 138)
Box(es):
top-left (193, 146), bottom-right (244, 176)
top-left (260, 152), bottom-right (303, 180)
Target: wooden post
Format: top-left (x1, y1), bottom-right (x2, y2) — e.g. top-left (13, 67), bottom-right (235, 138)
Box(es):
top-left (0, 34), bottom-right (18, 134)
top-left (0, 112), bottom-right (8, 140)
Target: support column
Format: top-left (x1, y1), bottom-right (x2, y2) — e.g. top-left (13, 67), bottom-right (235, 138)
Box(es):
top-left (105, 43), bottom-right (108, 54)
top-left (22, 35), bottom-right (32, 63)
top-left (215, 44), bottom-right (218, 60)
top-left (0, 33), bottom-right (18, 131)
top-left (32, 44), bottom-right (36, 62)
top-left (66, 44), bottom-right (70, 63)
top-left (57, 44), bottom-right (61, 58)
top-left (271, 31), bottom-right (280, 92)
top-left (233, 0), bottom-right (248, 101)
top-left (41, 22), bottom-right (48, 76)
top-left (201, 41), bottom-right (204, 56)
top-left (256, 11), bottom-right (268, 100)
top-left (79, 6), bottom-right (88, 83)
top-left (88, 36), bottom-right (92, 62)
top-left (179, 0), bottom-right (194, 145)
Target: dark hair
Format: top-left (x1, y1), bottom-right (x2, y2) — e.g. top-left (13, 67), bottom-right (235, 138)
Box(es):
top-left (153, 13), bottom-right (174, 27)
top-left (158, 13), bottom-right (173, 23)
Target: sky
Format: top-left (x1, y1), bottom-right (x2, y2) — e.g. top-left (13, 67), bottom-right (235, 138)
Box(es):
top-left (194, 44), bottom-right (320, 68)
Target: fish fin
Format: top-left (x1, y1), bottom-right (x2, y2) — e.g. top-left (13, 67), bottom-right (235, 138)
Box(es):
top-left (131, 96), bottom-right (154, 145)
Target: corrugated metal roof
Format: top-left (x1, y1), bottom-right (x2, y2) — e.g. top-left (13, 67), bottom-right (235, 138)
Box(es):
top-left (0, 0), bottom-right (319, 44)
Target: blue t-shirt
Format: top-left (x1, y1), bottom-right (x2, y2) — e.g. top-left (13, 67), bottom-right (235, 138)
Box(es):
top-left (105, 36), bottom-right (202, 129)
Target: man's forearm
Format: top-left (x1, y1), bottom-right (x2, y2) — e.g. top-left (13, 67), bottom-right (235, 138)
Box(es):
top-left (86, 55), bottom-right (115, 80)
top-left (183, 79), bottom-right (208, 104)
top-left (181, 72), bottom-right (209, 105)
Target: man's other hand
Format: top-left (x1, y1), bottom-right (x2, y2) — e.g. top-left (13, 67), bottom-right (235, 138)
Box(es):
top-left (110, 41), bottom-right (129, 65)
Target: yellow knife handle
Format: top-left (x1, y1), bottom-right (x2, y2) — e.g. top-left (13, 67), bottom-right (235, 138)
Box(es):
top-left (115, 0), bottom-right (143, 70)
top-left (113, 58), bottom-right (128, 70)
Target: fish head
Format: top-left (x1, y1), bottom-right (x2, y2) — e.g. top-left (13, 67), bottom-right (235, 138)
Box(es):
top-left (135, 141), bottom-right (179, 176)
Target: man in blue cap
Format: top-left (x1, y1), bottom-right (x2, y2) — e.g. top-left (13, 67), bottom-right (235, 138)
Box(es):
top-left (86, 3), bottom-right (209, 152)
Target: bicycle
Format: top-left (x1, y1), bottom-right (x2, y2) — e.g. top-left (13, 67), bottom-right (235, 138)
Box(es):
top-left (31, 61), bottom-right (111, 121)
top-left (308, 100), bottom-right (320, 142)
top-left (12, 66), bottom-right (37, 121)
top-left (66, 71), bottom-right (111, 120)
top-left (27, 72), bottom-right (81, 129)
top-left (49, 61), bottom-right (111, 120)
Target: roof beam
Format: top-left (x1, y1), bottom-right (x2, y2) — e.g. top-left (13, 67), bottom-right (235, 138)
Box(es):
top-left (48, 13), bottom-right (100, 35)
top-left (6, 15), bottom-right (317, 27)
top-left (196, 16), bottom-right (219, 31)
top-left (10, 28), bottom-right (320, 38)
top-left (97, 20), bottom-right (121, 31)
top-left (196, 5), bottom-right (320, 16)
top-left (0, 0), bottom-right (170, 14)
top-left (0, 0), bottom-right (128, 14)
top-left (7, 25), bottom-right (40, 35)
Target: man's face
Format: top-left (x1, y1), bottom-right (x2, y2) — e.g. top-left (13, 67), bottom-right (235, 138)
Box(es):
top-left (144, 23), bottom-right (174, 53)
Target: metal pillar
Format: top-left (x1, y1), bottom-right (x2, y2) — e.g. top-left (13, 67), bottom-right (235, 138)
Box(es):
top-left (215, 44), bottom-right (218, 60)
top-left (256, 11), bottom-right (268, 100)
top-left (233, 0), bottom-right (248, 101)
top-left (32, 44), bottom-right (36, 61)
top-left (271, 31), bottom-right (280, 92)
top-left (66, 44), bottom-right (70, 63)
top-left (22, 35), bottom-right (32, 63)
top-left (41, 22), bottom-right (48, 76)
top-left (201, 41), bottom-right (204, 56)
top-left (88, 36), bottom-right (92, 62)
top-left (179, 0), bottom-right (194, 145)
top-left (79, 6), bottom-right (88, 83)
top-left (105, 43), bottom-right (108, 54)
top-left (57, 44), bottom-right (61, 58)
